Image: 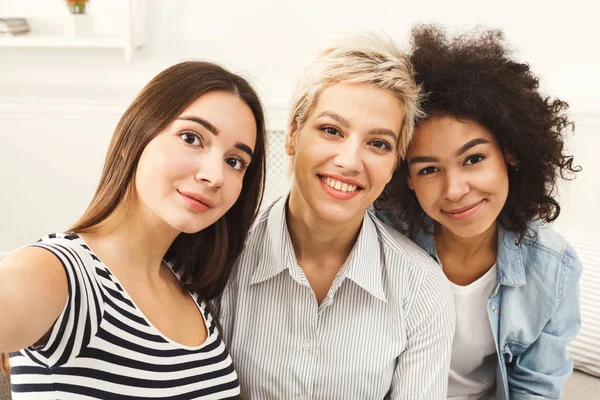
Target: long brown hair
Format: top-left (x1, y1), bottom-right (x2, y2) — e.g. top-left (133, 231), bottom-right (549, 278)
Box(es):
top-left (1, 61), bottom-right (266, 373)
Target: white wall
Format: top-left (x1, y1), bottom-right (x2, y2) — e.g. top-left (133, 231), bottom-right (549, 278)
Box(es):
top-left (0, 0), bottom-right (598, 250)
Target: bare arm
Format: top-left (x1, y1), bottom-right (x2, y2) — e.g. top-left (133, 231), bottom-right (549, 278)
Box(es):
top-left (0, 247), bottom-right (68, 352)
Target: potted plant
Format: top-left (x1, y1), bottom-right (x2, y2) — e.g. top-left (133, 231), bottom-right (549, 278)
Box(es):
top-left (64, 0), bottom-right (93, 38)
top-left (66, 0), bottom-right (88, 14)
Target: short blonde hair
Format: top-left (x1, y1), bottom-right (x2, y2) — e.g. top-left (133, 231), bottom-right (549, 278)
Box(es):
top-left (288, 33), bottom-right (423, 158)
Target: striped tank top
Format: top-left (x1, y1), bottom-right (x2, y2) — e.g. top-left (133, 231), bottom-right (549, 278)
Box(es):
top-left (9, 232), bottom-right (240, 399)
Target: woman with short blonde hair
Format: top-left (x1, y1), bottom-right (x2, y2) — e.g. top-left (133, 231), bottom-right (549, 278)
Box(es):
top-left (219, 33), bottom-right (455, 399)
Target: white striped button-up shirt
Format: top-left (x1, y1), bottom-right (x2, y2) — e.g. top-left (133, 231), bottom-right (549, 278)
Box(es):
top-left (220, 196), bottom-right (455, 399)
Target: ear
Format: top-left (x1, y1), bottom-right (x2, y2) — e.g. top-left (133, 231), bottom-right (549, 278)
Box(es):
top-left (285, 127), bottom-right (297, 156)
top-left (504, 149), bottom-right (519, 167)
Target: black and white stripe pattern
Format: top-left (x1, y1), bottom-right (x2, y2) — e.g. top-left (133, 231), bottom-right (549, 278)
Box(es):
top-left (220, 196), bottom-right (455, 399)
top-left (10, 233), bottom-right (240, 399)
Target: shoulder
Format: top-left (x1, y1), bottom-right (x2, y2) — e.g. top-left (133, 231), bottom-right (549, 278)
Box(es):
top-left (516, 224), bottom-right (582, 302)
top-left (522, 223), bottom-right (582, 277)
top-left (369, 211), bottom-right (438, 271)
top-left (369, 213), bottom-right (454, 329)
top-left (246, 199), bottom-right (278, 239)
top-left (0, 241), bottom-right (64, 277)
top-left (368, 211), bottom-right (449, 296)
top-left (3, 233), bottom-right (85, 269)
top-left (229, 200), bottom-right (278, 279)
top-left (34, 232), bottom-right (90, 253)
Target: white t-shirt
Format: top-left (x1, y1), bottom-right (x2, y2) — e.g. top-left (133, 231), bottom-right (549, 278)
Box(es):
top-left (447, 263), bottom-right (498, 400)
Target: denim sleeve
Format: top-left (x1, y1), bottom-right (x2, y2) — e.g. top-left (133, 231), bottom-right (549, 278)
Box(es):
top-left (372, 208), bottom-right (395, 227)
top-left (508, 246), bottom-right (583, 400)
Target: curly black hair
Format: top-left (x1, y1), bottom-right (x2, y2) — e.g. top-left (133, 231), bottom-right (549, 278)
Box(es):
top-left (375, 24), bottom-right (581, 244)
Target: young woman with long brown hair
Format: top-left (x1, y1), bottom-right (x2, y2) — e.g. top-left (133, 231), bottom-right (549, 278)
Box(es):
top-left (0, 61), bottom-right (266, 399)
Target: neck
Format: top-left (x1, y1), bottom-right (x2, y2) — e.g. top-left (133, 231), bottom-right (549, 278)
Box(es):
top-left (78, 194), bottom-right (180, 280)
top-left (434, 221), bottom-right (499, 285)
top-left (437, 223), bottom-right (498, 258)
top-left (286, 188), bottom-right (363, 268)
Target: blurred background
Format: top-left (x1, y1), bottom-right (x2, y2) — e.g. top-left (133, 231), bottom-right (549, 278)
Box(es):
top-left (0, 0), bottom-right (598, 251)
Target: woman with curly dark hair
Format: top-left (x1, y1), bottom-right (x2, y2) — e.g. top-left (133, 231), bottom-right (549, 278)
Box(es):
top-left (375, 25), bottom-right (583, 400)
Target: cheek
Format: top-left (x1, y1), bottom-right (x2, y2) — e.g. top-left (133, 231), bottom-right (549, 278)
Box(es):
top-left (223, 172), bottom-right (245, 206)
top-left (292, 142), bottom-right (325, 180)
top-left (478, 162), bottom-right (510, 193)
top-left (296, 136), bottom-right (326, 161)
top-left (136, 142), bottom-right (196, 194)
top-left (411, 180), bottom-right (438, 209)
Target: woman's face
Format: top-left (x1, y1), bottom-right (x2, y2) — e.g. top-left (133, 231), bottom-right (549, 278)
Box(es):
top-left (287, 82), bottom-right (404, 225)
top-left (406, 115), bottom-right (511, 239)
top-left (134, 90), bottom-right (257, 234)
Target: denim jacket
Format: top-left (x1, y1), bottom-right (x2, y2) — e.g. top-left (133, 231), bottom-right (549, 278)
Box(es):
top-left (376, 212), bottom-right (582, 400)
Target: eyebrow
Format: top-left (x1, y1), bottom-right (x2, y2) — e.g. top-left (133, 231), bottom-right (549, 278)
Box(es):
top-left (456, 138), bottom-right (489, 157)
top-left (177, 116), bottom-right (219, 135)
top-left (407, 138), bottom-right (490, 165)
top-left (235, 143), bottom-right (254, 158)
top-left (316, 111), bottom-right (351, 128)
top-left (369, 128), bottom-right (399, 142)
top-left (316, 111), bottom-right (399, 142)
top-left (177, 115), bottom-right (254, 158)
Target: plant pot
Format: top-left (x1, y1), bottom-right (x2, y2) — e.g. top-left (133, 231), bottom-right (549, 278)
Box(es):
top-left (63, 14), bottom-right (94, 38)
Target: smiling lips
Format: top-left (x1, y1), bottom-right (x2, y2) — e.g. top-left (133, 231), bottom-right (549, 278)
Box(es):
top-left (318, 174), bottom-right (363, 200)
top-left (178, 190), bottom-right (215, 212)
top-left (442, 200), bottom-right (485, 221)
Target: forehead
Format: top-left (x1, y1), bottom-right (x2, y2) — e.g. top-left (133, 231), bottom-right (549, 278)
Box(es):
top-left (180, 91), bottom-right (246, 119)
top-left (310, 83), bottom-right (405, 127)
top-left (178, 90), bottom-right (257, 148)
top-left (409, 116), bottom-right (498, 154)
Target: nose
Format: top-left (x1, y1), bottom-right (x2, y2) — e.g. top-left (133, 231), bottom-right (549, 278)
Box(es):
top-left (195, 153), bottom-right (225, 188)
top-left (332, 137), bottom-right (363, 173)
top-left (442, 170), bottom-right (469, 201)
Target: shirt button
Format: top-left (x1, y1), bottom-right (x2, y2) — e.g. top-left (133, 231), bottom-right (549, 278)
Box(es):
top-left (492, 305), bottom-right (499, 314)
top-left (301, 341), bottom-right (311, 351)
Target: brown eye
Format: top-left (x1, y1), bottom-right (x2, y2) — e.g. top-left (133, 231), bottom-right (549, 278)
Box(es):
top-left (370, 140), bottom-right (391, 150)
top-left (322, 126), bottom-right (341, 136)
top-left (180, 131), bottom-right (202, 146)
top-left (225, 157), bottom-right (247, 172)
top-left (418, 166), bottom-right (439, 175)
top-left (465, 155), bottom-right (484, 165)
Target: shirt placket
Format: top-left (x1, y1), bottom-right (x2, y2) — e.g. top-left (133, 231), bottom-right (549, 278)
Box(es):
top-left (487, 283), bottom-right (509, 400)
top-left (296, 285), bottom-right (319, 400)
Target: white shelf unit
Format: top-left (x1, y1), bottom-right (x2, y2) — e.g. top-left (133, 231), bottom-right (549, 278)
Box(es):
top-left (0, 0), bottom-right (147, 63)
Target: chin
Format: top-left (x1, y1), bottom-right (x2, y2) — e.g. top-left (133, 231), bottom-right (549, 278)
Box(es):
top-left (445, 221), bottom-right (495, 239)
top-left (168, 217), bottom-right (216, 235)
top-left (314, 202), bottom-right (364, 225)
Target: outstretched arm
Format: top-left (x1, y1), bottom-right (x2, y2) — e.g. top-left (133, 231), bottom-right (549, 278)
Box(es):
top-left (0, 247), bottom-right (68, 352)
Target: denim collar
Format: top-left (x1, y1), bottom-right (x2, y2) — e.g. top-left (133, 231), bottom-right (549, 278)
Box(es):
top-left (414, 219), bottom-right (527, 287)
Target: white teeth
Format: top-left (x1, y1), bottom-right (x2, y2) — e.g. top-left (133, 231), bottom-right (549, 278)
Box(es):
top-left (322, 176), bottom-right (358, 192)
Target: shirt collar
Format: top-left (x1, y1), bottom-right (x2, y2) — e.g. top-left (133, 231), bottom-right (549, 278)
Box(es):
top-left (496, 227), bottom-right (527, 286)
top-left (338, 212), bottom-right (387, 302)
top-left (251, 193), bottom-right (387, 302)
top-left (414, 217), bottom-right (527, 287)
top-left (250, 195), bottom-right (297, 285)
